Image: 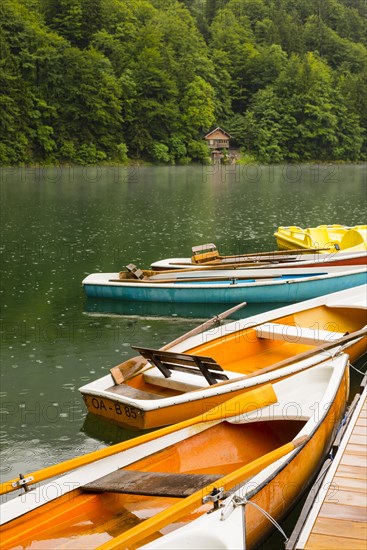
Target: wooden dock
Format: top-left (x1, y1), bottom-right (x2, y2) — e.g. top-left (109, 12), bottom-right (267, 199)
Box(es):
top-left (287, 376), bottom-right (367, 549)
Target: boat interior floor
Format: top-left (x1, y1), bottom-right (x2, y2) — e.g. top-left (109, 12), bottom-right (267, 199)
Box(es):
top-left (107, 383), bottom-right (169, 400)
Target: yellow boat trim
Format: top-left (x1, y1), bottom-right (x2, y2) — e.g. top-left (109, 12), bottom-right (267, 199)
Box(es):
top-left (0, 384), bottom-right (277, 496)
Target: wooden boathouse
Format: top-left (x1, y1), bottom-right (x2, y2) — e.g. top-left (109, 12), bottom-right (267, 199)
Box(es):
top-left (204, 127), bottom-right (231, 163)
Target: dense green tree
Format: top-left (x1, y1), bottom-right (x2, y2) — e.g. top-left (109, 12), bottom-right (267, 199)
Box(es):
top-left (42, 0), bottom-right (84, 45)
top-left (0, 0), bottom-right (366, 164)
top-left (242, 53), bottom-right (364, 161)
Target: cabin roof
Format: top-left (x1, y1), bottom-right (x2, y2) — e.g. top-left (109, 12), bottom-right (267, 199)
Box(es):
top-left (204, 127), bottom-right (231, 139)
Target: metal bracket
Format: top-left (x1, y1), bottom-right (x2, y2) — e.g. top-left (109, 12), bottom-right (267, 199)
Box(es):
top-left (203, 487), bottom-right (224, 513)
top-left (221, 494), bottom-right (247, 520)
top-left (12, 474), bottom-right (34, 492)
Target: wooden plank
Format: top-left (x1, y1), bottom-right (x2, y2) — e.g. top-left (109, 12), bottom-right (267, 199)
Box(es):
top-left (311, 516), bottom-right (367, 539)
top-left (333, 475), bottom-right (367, 493)
top-left (340, 452), bottom-right (367, 468)
top-left (318, 501), bottom-right (367, 522)
top-left (82, 470), bottom-right (223, 498)
top-left (352, 426), bottom-right (366, 435)
top-left (356, 416), bottom-right (367, 426)
top-left (325, 487), bottom-right (367, 507)
top-left (305, 533), bottom-right (367, 549)
top-left (107, 383), bottom-right (167, 400)
top-left (349, 433), bottom-right (367, 445)
top-left (344, 442), bottom-right (367, 455)
top-left (337, 464), bottom-right (367, 479)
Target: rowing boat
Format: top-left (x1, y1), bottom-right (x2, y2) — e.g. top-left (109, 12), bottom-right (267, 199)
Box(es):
top-left (82, 265), bottom-right (367, 304)
top-left (0, 354), bottom-right (350, 549)
top-left (151, 244), bottom-right (367, 270)
top-left (79, 285), bottom-right (367, 429)
top-left (274, 224), bottom-right (367, 253)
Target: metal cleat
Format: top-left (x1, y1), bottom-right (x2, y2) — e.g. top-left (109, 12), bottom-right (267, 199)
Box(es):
top-left (203, 486), bottom-right (224, 512)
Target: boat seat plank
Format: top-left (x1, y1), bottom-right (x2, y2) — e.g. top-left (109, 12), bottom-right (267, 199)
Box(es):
top-left (255, 323), bottom-right (346, 345)
top-left (107, 383), bottom-right (167, 400)
top-left (144, 366), bottom-right (240, 392)
top-left (132, 346), bottom-right (229, 386)
top-left (82, 470), bottom-right (223, 498)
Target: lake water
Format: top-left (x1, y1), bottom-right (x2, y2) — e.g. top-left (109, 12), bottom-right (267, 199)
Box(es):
top-left (0, 163), bottom-right (366, 546)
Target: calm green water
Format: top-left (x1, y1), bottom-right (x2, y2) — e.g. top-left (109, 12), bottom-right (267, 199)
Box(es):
top-left (0, 164), bottom-right (366, 544)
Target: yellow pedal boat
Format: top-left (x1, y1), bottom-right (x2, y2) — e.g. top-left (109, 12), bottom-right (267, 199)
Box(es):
top-left (274, 224), bottom-right (367, 253)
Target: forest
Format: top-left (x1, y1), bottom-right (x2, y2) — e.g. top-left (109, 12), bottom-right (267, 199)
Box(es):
top-left (0, 0), bottom-right (366, 165)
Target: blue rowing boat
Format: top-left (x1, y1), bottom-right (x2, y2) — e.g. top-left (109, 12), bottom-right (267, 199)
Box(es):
top-left (82, 266), bottom-right (367, 304)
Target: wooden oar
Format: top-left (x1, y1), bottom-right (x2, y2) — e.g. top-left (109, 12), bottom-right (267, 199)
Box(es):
top-left (200, 326), bottom-right (367, 391)
top-left (152, 260), bottom-right (275, 271)
top-left (0, 381), bottom-right (273, 496)
top-left (193, 246), bottom-right (337, 264)
top-left (110, 301), bottom-right (247, 384)
top-left (122, 261), bottom-right (291, 277)
top-left (110, 273), bottom-right (286, 284)
top-left (97, 434), bottom-right (309, 550)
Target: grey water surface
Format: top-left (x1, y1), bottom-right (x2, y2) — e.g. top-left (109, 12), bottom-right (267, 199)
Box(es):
top-left (0, 163), bottom-right (366, 546)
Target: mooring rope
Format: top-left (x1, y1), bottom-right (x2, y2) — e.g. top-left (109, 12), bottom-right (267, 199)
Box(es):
top-left (350, 360), bottom-right (367, 376)
top-left (229, 495), bottom-right (289, 544)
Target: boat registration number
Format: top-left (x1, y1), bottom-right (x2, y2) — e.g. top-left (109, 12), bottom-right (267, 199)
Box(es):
top-left (90, 396), bottom-right (139, 419)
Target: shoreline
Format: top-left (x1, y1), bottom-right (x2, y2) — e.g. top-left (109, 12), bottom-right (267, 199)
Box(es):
top-left (0, 159), bottom-right (366, 169)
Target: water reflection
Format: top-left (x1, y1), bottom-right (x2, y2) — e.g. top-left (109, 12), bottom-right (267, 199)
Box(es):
top-left (84, 297), bottom-right (288, 319)
top-left (82, 413), bottom-right (150, 443)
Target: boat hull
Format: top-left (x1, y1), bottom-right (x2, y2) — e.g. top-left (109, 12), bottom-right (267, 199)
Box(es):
top-left (0, 359), bottom-right (350, 550)
top-left (81, 385), bottom-right (256, 430)
top-left (151, 251), bottom-right (367, 270)
top-left (83, 271), bottom-right (367, 303)
top-left (81, 331), bottom-right (365, 430)
top-left (86, 336), bottom-right (364, 432)
top-left (80, 286), bottom-right (367, 429)
top-left (140, 363), bottom-right (349, 550)
top-left (243, 367), bottom-right (349, 549)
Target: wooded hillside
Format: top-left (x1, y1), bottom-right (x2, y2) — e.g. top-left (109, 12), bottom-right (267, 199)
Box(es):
top-left (1, 0), bottom-right (366, 164)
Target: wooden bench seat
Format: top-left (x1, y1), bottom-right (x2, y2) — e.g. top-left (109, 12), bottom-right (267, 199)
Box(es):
top-left (255, 323), bottom-right (346, 345)
top-left (132, 346), bottom-right (229, 386)
top-left (82, 470), bottom-right (223, 498)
